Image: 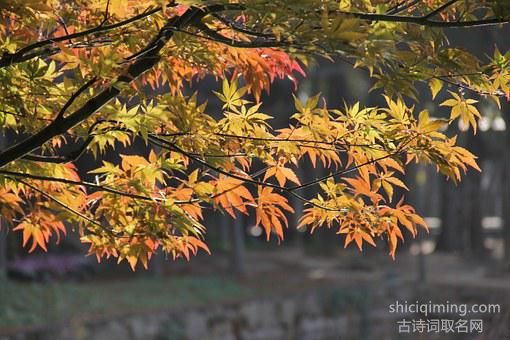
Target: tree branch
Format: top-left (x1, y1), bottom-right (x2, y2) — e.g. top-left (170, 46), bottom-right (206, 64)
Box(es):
top-left (387, 0), bottom-right (421, 15)
top-left (210, 13), bottom-right (275, 39)
top-left (337, 10), bottom-right (508, 27)
top-left (423, 0), bottom-right (459, 19)
top-left (149, 135), bottom-right (400, 213)
top-left (288, 135), bottom-right (416, 191)
top-left (0, 7), bottom-right (205, 169)
top-left (191, 21), bottom-right (284, 48)
top-left (0, 6), bottom-right (165, 68)
top-left (100, 0), bottom-right (112, 27)
top-left (0, 169), bottom-right (192, 205)
top-left (55, 77), bottom-right (98, 121)
top-left (22, 136), bottom-right (94, 163)
top-left (155, 136), bottom-right (351, 214)
top-left (14, 178), bottom-right (114, 236)
top-left (213, 132), bottom-right (385, 149)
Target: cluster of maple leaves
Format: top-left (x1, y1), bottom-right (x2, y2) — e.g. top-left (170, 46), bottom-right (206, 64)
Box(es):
top-left (0, 0), bottom-right (509, 269)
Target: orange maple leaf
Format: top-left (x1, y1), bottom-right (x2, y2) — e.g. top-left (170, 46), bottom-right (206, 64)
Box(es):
top-left (255, 186), bottom-right (294, 241)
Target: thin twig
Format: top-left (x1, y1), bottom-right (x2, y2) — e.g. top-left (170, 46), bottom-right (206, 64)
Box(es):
top-left (55, 77), bottom-right (98, 121)
top-left (15, 178), bottom-right (114, 236)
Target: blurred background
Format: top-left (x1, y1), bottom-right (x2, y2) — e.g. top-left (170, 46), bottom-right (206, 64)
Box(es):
top-left (1, 25), bottom-right (510, 340)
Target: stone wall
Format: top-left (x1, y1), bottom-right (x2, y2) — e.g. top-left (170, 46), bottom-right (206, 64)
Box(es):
top-left (0, 287), bottom-right (369, 340)
top-left (5, 277), bottom-right (507, 340)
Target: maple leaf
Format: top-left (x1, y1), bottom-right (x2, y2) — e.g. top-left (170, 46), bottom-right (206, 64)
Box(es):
top-left (117, 237), bottom-right (158, 271)
top-left (214, 78), bottom-right (249, 110)
top-left (344, 176), bottom-right (382, 203)
top-left (263, 165), bottom-right (301, 187)
top-left (386, 224), bottom-right (404, 259)
top-left (256, 187), bottom-right (294, 241)
top-left (441, 91), bottom-right (481, 133)
top-left (213, 175), bottom-right (255, 217)
top-left (339, 227), bottom-right (377, 251)
top-left (0, 188), bottom-right (24, 221)
top-left (372, 171), bottom-right (408, 202)
top-left (429, 78), bottom-right (443, 100)
top-left (172, 236), bottom-right (211, 261)
top-left (13, 211), bottom-right (66, 253)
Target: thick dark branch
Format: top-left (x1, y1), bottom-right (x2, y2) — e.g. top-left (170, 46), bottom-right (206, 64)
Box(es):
top-left (126, 3), bottom-right (246, 61)
top-left (0, 8), bottom-right (204, 169)
top-left (1, 3), bottom-right (502, 169)
top-left (205, 3), bottom-right (508, 29)
top-left (1, 1), bottom-right (507, 71)
top-left (192, 21), bottom-right (283, 48)
top-left (0, 85), bottom-right (121, 168)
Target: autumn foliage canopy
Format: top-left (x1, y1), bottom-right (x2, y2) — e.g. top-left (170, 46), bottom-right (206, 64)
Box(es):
top-left (1, 0), bottom-right (509, 269)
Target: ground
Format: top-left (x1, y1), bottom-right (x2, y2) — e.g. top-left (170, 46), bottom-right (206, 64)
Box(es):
top-left (2, 245), bottom-right (509, 337)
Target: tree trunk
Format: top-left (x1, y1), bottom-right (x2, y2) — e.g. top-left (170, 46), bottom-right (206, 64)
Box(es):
top-left (463, 132), bottom-right (485, 257)
top-left (228, 215), bottom-right (246, 275)
top-left (435, 132), bottom-right (479, 254)
top-left (435, 179), bottom-right (463, 252)
top-left (463, 170), bottom-right (485, 256)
